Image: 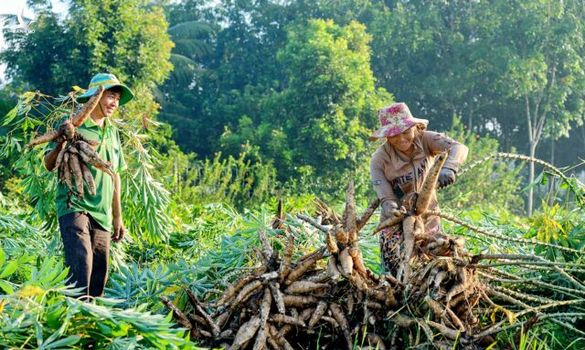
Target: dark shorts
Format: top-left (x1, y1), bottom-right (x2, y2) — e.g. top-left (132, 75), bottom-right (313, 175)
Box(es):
top-left (59, 212), bottom-right (110, 297)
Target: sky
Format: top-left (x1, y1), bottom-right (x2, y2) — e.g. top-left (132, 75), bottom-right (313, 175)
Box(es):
top-left (0, 0), bottom-right (68, 81)
top-left (0, 0), bottom-right (68, 19)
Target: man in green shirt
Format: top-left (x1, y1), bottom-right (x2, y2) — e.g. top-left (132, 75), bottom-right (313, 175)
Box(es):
top-left (44, 73), bottom-right (134, 297)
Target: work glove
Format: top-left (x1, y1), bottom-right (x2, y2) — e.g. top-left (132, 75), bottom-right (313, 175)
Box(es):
top-left (381, 200), bottom-right (404, 219)
top-left (438, 167), bottom-right (457, 188)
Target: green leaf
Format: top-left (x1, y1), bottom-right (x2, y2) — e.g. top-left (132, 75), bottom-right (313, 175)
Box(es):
top-left (0, 260), bottom-right (19, 279)
top-left (1, 106), bottom-right (18, 126)
top-left (43, 335), bottom-right (81, 349)
top-left (0, 279), bottom-right (14, 294)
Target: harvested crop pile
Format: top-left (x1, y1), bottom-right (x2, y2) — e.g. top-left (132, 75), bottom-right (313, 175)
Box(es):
top-left (163, 155), bottom-right (585, 349)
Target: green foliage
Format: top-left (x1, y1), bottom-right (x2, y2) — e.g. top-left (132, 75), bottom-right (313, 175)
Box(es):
top-left (220, 19), bottom-right (391, 193)
top-left (0, 287), bottom-right (191, 349)
top-left (0, 0), bottom-right (178, 243)
top-left (526, 203), bottom-right (585, 262)
top-left (439, 117), bottom-right (524, 212)
top-left (2, 1), bottom-right (585, 348)
top-left (0, 91), bottom-right (175, 244)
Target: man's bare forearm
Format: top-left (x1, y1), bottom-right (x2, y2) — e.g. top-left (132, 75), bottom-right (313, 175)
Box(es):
top-left (44, 142), bottom-right (66, 171)
top-left (112, 173), bottom-right (122, 221)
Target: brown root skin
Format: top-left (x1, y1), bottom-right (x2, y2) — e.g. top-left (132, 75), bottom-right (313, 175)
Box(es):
top-left (160, 296), bottom-right (191, 330)
top-left (61, 152), bottom-right (73, 191)
top-left (279, 231), bottom-right (294, 283)
top-left (186, 289), bottom-right (220, 337)
top-left (269, 282), bottom-right (286, 314)
top-left (350, 247), bottom-right (368, 277)
top-left (215, 274), bottom-right (259, 307)
top-left (252, 325), bottom-right (268, 350)
top-left (374, 213), bottom-right (405, 234)
top-left (308, 301), bottom-right (328, 328)
top-left (216, 310), bottom-right (232, 329)
top-left (425, 295), bottom-right (445, 318)
top-left (356, 198), bottom-right (380, 231)
top-left (71, 86), bottom-right (104, 127)
top-left (68, 153), bottom-right (84, 197)
top-left (329, 303), bottom-right (352, 348)
top-left (76, 140), bottom-right (114, 176)
top-left (398, 215), bottom-right (417, 283)
top-left (326, 231), bottom-right (339, 254)
top-left (285, 280), bottom-right (329, 294)
top-left (282, 295), bottom-right (318, 308)
top-left (427, 320), bottom-right (460, 340)
top-left (327, 256), bottom-right (341, 281)
top-left (259, 288), bottom-right (272, 326)
top-left (285, 248), bottom-right (325, 285)
top-left (258, 230), bottom-right (274, 262)
top-left (79, 160), bottom-right (96, 196)
top-left (338, 248), bottom-right (354, 276)
top-left (320, 315), bottom-right (339, 328)
top-left (26, 130), bottom-right (62, 148)
top-left (269, 324), bottom-right (295, 350)
top-left (230, 316), bottom-right (261, 350)
top-left (231, 280), bottom-right (263, 308)
top-left (415, 152), bottom-right (447, 215)
top-left (343, 181), bottom-right (357, 242)
top-left (53, 143), bottom-right (68, 171)
top-left (334, 225), bottom-right (349, 245)
top-left (270, 314), bottom-right (306, 327)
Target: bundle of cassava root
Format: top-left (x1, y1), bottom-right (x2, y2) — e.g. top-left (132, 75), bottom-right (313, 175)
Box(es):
top-left (163, 154), bottom-right (585, 349)
top-left (26, 86), bottom-right (116, 205)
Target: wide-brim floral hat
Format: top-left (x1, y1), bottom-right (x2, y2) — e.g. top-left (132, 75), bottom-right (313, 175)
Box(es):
top-left (369, 102), bottom-right (428, 141)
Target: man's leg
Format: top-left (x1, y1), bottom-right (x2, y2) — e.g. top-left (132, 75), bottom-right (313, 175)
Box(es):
top-left (59, 212), bottom-right (92, 296)
top-left (88, 217), bottom-right (111, 297)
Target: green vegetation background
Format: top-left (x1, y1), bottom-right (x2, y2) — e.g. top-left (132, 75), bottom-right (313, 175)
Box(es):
top-left (0, 0), bottom-right (584, 348)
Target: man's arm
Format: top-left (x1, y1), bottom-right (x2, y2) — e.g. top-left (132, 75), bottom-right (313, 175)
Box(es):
top-left (44, 141), bottom-right (67, 171)
top-left (112, 172), bottom-right (125, 242)
top-left (43, 120), bottom-right (75, 171)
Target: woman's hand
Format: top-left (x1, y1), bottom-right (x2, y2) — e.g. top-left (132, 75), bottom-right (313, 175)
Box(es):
top-left (438, 167), bottom-right (456, 188)
top-left (382, 200), bottom-right (405, 218)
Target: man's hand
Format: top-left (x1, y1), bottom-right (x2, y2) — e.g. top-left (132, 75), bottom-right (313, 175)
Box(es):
top-left (438, 167), bottom-right (456, 188)
top-left (112, 217), bottom-right (126, 242)
top-left (58, 119), bottom-right (75, 140)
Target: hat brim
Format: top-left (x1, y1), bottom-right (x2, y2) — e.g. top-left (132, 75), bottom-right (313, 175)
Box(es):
top-left (369, 118), bottom-right (428, 141)
top-left (77, 83), bottom-right (134, 106)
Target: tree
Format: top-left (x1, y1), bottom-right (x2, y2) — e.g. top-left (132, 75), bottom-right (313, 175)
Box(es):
top-left (221, 19), bottom-right (392, 192)
top-left (368, 0), bottom-right (504, 133)
top-left (490, 0), bottom-right (585, 215)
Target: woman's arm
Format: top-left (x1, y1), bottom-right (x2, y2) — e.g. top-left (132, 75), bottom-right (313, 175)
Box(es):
top-left (424, 131), bottom-right (469, 172)
top-left (370, 157), bottom-right (400, 221)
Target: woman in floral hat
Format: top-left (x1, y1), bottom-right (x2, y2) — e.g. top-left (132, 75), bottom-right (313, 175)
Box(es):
top-left (369, 102), bottom-right (468, 273)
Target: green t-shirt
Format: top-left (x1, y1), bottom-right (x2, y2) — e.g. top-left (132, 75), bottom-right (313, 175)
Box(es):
top-left (55, 117), bottom-right (126, 232)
